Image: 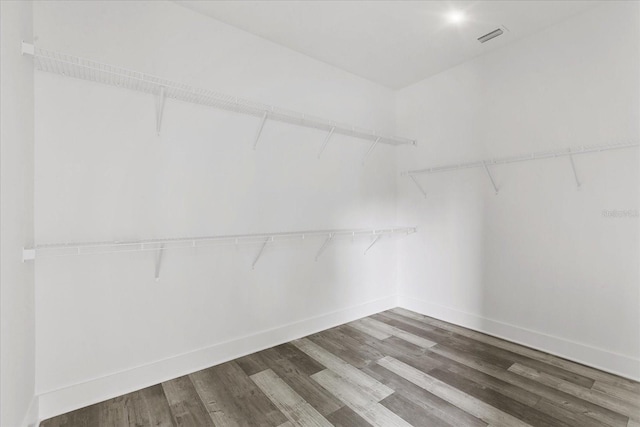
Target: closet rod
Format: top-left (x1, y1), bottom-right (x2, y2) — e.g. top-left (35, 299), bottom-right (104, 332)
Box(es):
top-left (22, 227), bottom-right (417, 261)
top-left (22, 42), bottom-right (416, 147)
top-left (403, 141), bottom-right (639, 176)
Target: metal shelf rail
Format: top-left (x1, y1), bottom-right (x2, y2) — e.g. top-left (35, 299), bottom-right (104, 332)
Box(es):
top-left (23, 227), bottom-right (418, 277)
top-left (22, 43), bottom-right (416, 160)
top-left (403, 141), bottom-right (639, 197)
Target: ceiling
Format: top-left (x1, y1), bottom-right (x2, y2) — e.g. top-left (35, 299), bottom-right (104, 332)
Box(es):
top-left (176, 1), bottom-right (600, 89)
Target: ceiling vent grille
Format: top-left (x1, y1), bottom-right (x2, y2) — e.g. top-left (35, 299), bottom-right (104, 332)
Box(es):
top-left (478, 28), bottom-right (504, 43)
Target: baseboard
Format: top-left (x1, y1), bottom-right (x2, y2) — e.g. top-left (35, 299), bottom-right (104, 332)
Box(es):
top-left (36, 293), bottom-right (640, 423)
top-left (21, 396), bottom-right (39, 427)
top-left (37, 294), bottom-right (398, 423)
top-left (398, 295), bottom-right (640, 381)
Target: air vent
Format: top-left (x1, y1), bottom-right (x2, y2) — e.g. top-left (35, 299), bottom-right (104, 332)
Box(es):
top-left (478, 28), bottom-right (504, 43)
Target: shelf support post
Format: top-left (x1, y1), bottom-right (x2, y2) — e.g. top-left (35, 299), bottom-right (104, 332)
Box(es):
top-left (318, 127), bottom-right (335, 159)
top-left (408, 174), bottom-right (427, 198)
top-left (362, 137), bottom-right (380, 165)
top-left (253, 111), bottom-right (268, 150)
top-left (568, 149), bottom-right (581, 189)
top-left (155, 244), bottom-right (164, 281)
top-left (482, 161), bottom-right (499, 194)
top-left (315, 233), bottom-right (333, 261)
top-left (155, 87), bottom-right (166, 135)
top-left (364, 234), bottom-right (382, 255)
top-left (252, 237), bottom-right (271, 269)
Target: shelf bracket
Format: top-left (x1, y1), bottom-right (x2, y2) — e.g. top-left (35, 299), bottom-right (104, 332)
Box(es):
top-left (364, 234), bottom-right (383, 255)
top-left (252, 237), bottom-right (271, 269)
top-left (155, 87), bottom-right (166, 135)
top-left (362, 137), bottom-right (380, 165)
top-left (154, 244), bottom-right (164, 281)
top-left (318, 127), bottom-right (335, 159)
top-left (253, 111), bottom-right (268, 150)
top-left (568, 149), bottom-right (581, 189)
top-left (409, 174), bottom-right (427, 198)
top-left (315, 233), bottom-right (333, 261)
top-left (482, 161), bottom-right (499, 194)
top-left (22, 248), bottom-right (36, 262)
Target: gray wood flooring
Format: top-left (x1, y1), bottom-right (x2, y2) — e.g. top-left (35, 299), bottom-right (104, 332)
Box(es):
top-left (40, 308), bottom-right (640, 426)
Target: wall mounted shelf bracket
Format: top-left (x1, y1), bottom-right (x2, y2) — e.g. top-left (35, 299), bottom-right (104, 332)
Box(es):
top-left (253, 111), bottom-right (268, 150)
top-left (252, 236), bottom-right (272, 269)
top-left (568, 149), bottom-right (581, 188)
top-left (364, 234), bottom-right (383, 255)
top-left (362, 137), bottom-right (380, 165)
top-left (155, 87), bottom-right (166, 135)
top-left (409, 174), bottom-right (427, 198)
top-left (317, 127), bottom-right (335, 159)
top-left (315, 233), bottom-right (333, 261)
top-left (482, 161), bottom-right (500, 194)
top-left (154, 244), bottom-right (164, 281)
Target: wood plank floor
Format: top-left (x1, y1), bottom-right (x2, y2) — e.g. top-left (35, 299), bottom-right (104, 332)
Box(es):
top-left (41, 308), bottom-right (640, 427)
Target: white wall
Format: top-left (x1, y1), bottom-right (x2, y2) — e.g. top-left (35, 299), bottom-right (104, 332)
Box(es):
top-left (32, 0), bottom-right (405, 419)
top-left (0, 1), bottom-right (37, 426)
top-left (397, 1), bottom-right (640, 380)
top-left (28, 0), bottom-right (640, 421)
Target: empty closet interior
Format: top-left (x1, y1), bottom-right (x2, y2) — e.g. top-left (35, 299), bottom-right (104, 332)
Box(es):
top-left (1, 1), bottom-right (638, 426)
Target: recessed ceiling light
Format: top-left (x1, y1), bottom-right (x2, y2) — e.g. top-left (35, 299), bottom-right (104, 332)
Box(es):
top-left (447, 10), bottom-right (466, 24)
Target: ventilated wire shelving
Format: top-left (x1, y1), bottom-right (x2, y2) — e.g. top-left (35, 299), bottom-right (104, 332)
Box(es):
top-left (403, 141), bottom-right (639, 197)
top-left (22, 43), bottom-right (416, 148)
top-left (21, 42), bottom-right (418, 274)
top-left (23, 227), bottom-right (418, 277)
top-left (24, 227), bottom-right (415, 259)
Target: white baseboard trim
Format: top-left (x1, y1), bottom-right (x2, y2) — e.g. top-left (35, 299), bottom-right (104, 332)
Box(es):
top-left (21, 396), bottom-right (39, 427)
top-left (37, 295), bottom-right (397, 422)
top-left (36, 293), bottom-right (640, 423)
top-left (398, 295), bottom-right (640, 381)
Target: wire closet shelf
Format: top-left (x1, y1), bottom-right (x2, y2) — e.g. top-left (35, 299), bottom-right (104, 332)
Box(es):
top-left (403, 141), bottom-right (639, 175)
top-left (22, 42), bottom-right (416, 147)
top-left (402, 141), bottom-right (639, 196)
top-left (22, 227), bottom-right (417, 261)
